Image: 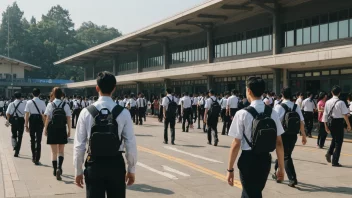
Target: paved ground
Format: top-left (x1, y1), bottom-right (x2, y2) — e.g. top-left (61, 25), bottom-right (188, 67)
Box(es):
top-left (0, 116), bottom-right (352, 198)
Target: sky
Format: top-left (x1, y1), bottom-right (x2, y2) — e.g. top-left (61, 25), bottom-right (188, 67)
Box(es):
top-left (0, 0), bottom-right (208, 34)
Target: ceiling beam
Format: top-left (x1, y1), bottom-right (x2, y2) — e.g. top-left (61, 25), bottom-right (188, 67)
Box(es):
top-left (176, 20), bottom-right (213, 27)
top-left (221, 4), bottom-right (254, 11)
top-left (249, 0), bottom-right (275, 14)
top-left (197, 14), bottom-right (228, 21)
top-left (128, 39), bottom-right (151, 43)
top-left (154, 28), bottom-right (190, 34)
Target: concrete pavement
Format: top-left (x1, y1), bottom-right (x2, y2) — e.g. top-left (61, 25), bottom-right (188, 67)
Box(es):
top-left (0, 117), bottom-right (352, 197)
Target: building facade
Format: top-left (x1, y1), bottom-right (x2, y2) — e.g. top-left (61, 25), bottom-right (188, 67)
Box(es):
top-left (55, 0), bottom-right (352, 99)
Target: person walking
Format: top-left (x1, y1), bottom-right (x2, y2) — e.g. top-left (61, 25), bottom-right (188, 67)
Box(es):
top-left (191, 93), bottom-right (198, 123)
top-left (126, 94), bottom-right (137, 123)
top-left (136, 93), bottom-right (146, 125)
top-left (221, 92), bottom-right (230, 135)
top-left (227, 76), bottom-right (285, 198)
top-left (302, 92), bottom-right (316, 138)
top-left (226, 89), bottom-right (239, 121)
top-left (24, 88), bottom-right (46, 165)
top-left (71, 95), bottom-right (82, 129)
top-left (204, 90), bottom-right (221, 146)
top-left (74, 72), bottom-right (136, 198)
top-left (181, 92), bottom-right (192, 132)
top-left (158, 94), bottom-right (164, 123)
top-left (317, 92), bottom-right (328, 148)
top-left (323, 85), bottom-right (351, 167)
top-left (43, 87), bottom-right (71, 180)
top-left (6, 92), bottom-right (26, 157)
top-left (162, 88), bottom-right (177, 145)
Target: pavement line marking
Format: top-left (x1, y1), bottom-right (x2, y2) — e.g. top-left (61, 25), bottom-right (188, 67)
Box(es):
top-left (296, 146), bottom-right (352, 157)
top-left (138, 146), bottom-right (242, 189)
top-left (162, 165), bottom-right (190, 177)
top-left (137, 162), bottom-right (178, 180)
top-left (164, 146), bottom-right (223, 163)
top-left (311, 135), bottom-right (352, 143)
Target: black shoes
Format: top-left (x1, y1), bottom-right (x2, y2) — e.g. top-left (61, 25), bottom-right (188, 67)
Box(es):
top-left (325, 153), bottom-right (332, 163)
top-left (171, 142), bottom-right (175, 145)
top-left (207, 142), bottom-right (212, 145)
top-left (35, 161), bottom-right (41, 166)
top-left (186, 129), bottom-right (189, 132)
top-left (214, 140), bottom-right (218, 147)
top-left (56, 169), bottom-right (62, 181)
top-left (288, 180), bottom-right (298, 188)
top-left (14, 151), bottom-right (19, 157)
top-left (332, 163), bottom-right (343, 167)
top-left (163, 141), bottom-right (168, 144)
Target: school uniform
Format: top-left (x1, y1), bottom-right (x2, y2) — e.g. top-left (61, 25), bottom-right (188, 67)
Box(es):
top-left (6, 99), bottom-right (26, 155)
top-left (295, 97), bottom-right (303, 109)
top-left (24, 97), bottom-right (46, 162)
top-left (220, 97), bottom-right (230, 135)
top-left (273, 100), bottom-right (304, 183)
top-left (302, 98), bottom-right (316, 136)
top-left (142, 97), bottom-right (147, 122)
top-left (228, 100), bottom-right (284, 198)
top-left (199, 97), bottom-right (207, 132)
top-left (118, 100), bottom-right (125, 107)
top-left (205, 96), bottom-right (219, 145)
top-left (0, 100), bottom-right (4, 115)
top-left (162, 95), bottom-right (176, 143)
top-left (191, 97), bottom-right (198, 123)
top-left (72, 99), bottom-right (83, 128)
top-left (176, 97), bottom-right (182, 123)
top-left (158, 98), bottom-right (164, 122)
top-left (181, 96), bottom-right (192, 132)
top-left (74, 96), bottom-right (137, 198)
top-left (136, 97), bottom-right (146, 125)
top-left (126, 98), bottom-right (137, 123)
top-left (322, 96), bottom-right (349, 166)
top-left (227, 95), bottom-right (239, 118)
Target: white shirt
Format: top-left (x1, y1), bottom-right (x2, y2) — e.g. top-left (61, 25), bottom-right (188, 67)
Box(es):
top-left (6, 99), bottom-right (26, 117)
top-left (322, 96), bottom-right (349, 122)
top-left (73, 99), bottom-right (83, 109)
top-left (273, 100), bottom-right (305, 122)
top-left (219, 97), bottom-right (228, 109)
top-left (302, 98), bottom-right (316, 112)
top-left (136, 98), bottom-right (146, 108)
top-left (0, 101), bottom-right (4, 108)
top-left (44, 99), bottom-right (71, 120)
top-left (349, 102), bottom-right (352, 115)
top-left (274, 99), bottom-right (282, 106)
top-left (191, 97), bottom-right (198, 106)
top-left (74, 96), bottom-right (137, 176)
top-left (24, 97), bottom-right (46, 114)
top-left (263, 97), bottom-right (270, 105)
top-left (118, 100), bottom-right (125, 107)
top-left (228, 100), bottom-right (284, 150)
top-left (205, 96), bottom-right (217, 109)
top-left (227, 95), bottom-right (239, 109)
top-left (181, 96), bottom-right (192, 109)
top-left (198, 97), bottom-right (205, 106)
top-left (174, 97), bottom-right (179, 105)
top-left (162, 94), bottom-right (174, 111)
top-left (295, 97), bottom-right (303, 109)
top-left (126, 98), bottom-right (137, 108)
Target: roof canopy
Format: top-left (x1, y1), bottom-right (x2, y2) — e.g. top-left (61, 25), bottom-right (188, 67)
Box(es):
top-left (0, 55), bottom-right (41, 70)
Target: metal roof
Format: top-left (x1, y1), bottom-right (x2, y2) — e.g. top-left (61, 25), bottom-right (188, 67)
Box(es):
top-left (0, 55), bottom-right (41, 70)
top-left (54, 0), bottom-right (311, 66)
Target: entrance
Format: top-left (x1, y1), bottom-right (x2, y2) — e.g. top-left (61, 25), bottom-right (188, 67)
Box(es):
top-left (305, 80), bottom-right (320, 94)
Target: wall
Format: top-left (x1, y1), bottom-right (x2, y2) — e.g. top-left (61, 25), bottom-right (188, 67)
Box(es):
top-left (0, 63), bottom-right (25, 79)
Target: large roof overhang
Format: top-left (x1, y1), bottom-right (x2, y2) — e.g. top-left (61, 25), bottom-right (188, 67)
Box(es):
top-left (54, 0), bottom-right (311, 66)
top-left (0, 55), bottom-right (41, 70)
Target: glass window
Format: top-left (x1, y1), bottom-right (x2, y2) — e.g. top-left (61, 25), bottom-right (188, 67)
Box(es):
top-left (331, 70), bottom-right (339, 75)
top-left (231, 42), bottom-right (236, 56)
top-left (341, 69), bottom-right (352, 74)
top-left (311, 16), bottom-right (319, 43)
top-left (242, 76), bottom-right (246, 80)
top-left (297, 74), bottom-right (304, 78)
top-left (262, 75), bottom-right (267, 79)
top-left (322, 70), bottom-right (329, 75)
top-left (286, 22), bottom-right (295, 47)
top-left (303, 19), bottom-right (311, 44)
top-left (320, 14), bottom-right (329, 42)
top-left (228, 43), bottom-right (232, 57)
top-left (313, 72), bottom-right (320, 76)
top-left (268, 74), bottom-right (273, 79)
top-left (263, 27), bottom-right (270, 51)
top-left (296, 20), bottom-right (303, 45)
top-left (252, 38), bottom-right (257, 53)
top-left (339, 10), bottom-right (349, 39)
top-left (247, 39), bottom-right (252, 53)
top-left (241, 40), bottom-right (246, 54)
top-left (195, 49), bottom-right (199, 61)
top-left (224, 43), bottom-right (228, 57)
top-left (232, 77), bottom-right (236, 81)
top-left (237, 41), bottom-right (241, 55)
top-left (329, 12), bottom-right (338, 40)
top-left (257, 29), bottom-right (263, 52)
top-left (291, 74), bottom-right (297, 78)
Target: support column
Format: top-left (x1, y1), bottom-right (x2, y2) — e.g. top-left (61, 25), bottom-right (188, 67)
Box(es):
top-left (206, 75), bottom-right (213, 90)
top-left (163, 42), bottom-right (170, 69)
top-left (136, 82), bottom-right (143, 94)
top-left (84, 67), bottom-right (87, 81)
top-left (272, 69), bottom-right (281, 95)
top-left (207, 29), bottom-right (214, 63)
top-left (112, 57), bottom-right (117, 76)
top-left (137, 50), bottom-right (142, 73)
top-left (92, 62), bottom-right (96, 79)
top-left (272, 3), bottom-right (281, 55)
top-left (283, 69), bottom-right (288, 88)
top-left (164, 79), bottom-right (171, 93)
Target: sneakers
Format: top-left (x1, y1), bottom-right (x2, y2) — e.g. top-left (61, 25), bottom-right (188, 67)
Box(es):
top-left (288, 180), bottom-right (298, 188)
top-left (214, 140), bottom-right (219, 147)
top-left (325, 153), bottom-right (332, 163)
top-left (271, 173), bottom-right (282, 183)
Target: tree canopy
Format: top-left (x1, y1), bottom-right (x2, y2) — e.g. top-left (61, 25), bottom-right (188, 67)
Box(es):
top-left (0, 2), bottom-right (122, 81)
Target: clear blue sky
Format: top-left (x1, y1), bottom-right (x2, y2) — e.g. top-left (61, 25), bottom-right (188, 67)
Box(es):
top-left (0, 0), bottom-right (207, 34)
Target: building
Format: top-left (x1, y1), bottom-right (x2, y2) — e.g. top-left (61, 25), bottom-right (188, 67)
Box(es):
top-left (55, 0), bottom-right (352, 99)
top-left (0, 55), bottom-right (73, 98)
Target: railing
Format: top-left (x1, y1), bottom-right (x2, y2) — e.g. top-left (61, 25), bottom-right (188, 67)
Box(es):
top-left (0, 78), bottom-right (74, 86)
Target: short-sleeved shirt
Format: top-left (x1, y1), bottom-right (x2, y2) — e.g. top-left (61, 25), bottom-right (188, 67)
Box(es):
top-left (136, 98), bottom-right (146, 108)
top-left (191, 97), bottom-right (198, 106)
top-left (219, 98), bottom-right (227, 109)
top-left (6, 99), bottom-right (26, 117)
top-left (205, 96), bottom-right (217, 110)
top-left (302, 98), bottom-right (316, 112)
top-left (318, 100), bottom-right (326, 122)
top-left (349, 102), bottom-right (352, 115)
top-left (295, 97), bottom-right (303, 109)
top-left (322, 96), bottom-right (349, 122)
top-left (227, 95), bottom-right (239, 109)
top-left (198, 97), bottom-right (205, 106)
top-left (180, 96), bottom-right (192, 109)
top-left (228, 99), bottom-right (284, 150)
top-left (44, 99), bottom-right (71, 120)
top-left (162, 94), bottom-right (174, 111)
top-left (126, 98), bottom-right (137, 107)
top-left (24, 97), bottom-right (46, 114)
top-left (0, 101), bottom-right (4, 108)
top-left (273, 100), bottom-right (304, 122)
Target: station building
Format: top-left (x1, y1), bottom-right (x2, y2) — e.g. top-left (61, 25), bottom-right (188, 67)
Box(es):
top-left (55, 0), bottom-right (352, 99)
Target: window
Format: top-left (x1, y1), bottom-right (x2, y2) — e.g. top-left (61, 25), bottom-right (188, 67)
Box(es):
top-left (311, 16), bottom-right (319, 43)
top-left (13, 74), bottom-right (17, 79)
top-left (296, 20), bottom-right (303, 45)
top-left (339, 10), bottom-right (349, 39)
top-left (303, 19), bottom-right (311, 44)
top-left (313, 72), bottom-right (320, 76)
top-left (331, 70), bottom-right (339, 75)
top-left (291, 74), bottom-right (297, 78)
top-left (305, 72), bottom-right (312, 77)
top-left (286, 22), bottom-right (295, 47)
top-left (297, 74), bottom-right (304, 78)
top-left (263, 27), bottom-right (270, 51)
top-left (341, 69), bottom-right (352, 74)
top-left (268, 74), bottom-right (273, 79)
top-left (320, 14), bottom-right (329, 42)
top-left (322, 70), bottom-right (330, 75)
top-left (257, 29), bottom-right (263, 52)
top-left (350, 8), bottom-right (352, 37)
top-left (329, 12), bottom-right (338, 40)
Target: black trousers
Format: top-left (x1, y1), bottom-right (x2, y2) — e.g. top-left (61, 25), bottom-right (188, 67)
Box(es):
top-left (72, 109), bottom-right (81, 127)
top-left (198, 109), bottom-right (206, 130)
top-left (230, 108), bottom-right (238, 119)
top-left (129, 107), bottom-right (137, 123)
top-left (274, 134), bottom-right (298, 182)
top-left (222, 113), bottom-right (230, 135)
top-left (192, 105), bottom-right (197, 122)
top-left (164, 116), bottom-right (176, 143)
top-left (304, 111), bottom-right (314, 135)
top-left (158, 106), bottom-right (163, 122)
top-left (207, 118), bottom-right (218, 143)
top-left (318, 122), bottom-right (328, 148)
top-left (182, 108), bottom-right (192, 131)
top-left (143, 107), bottom-right (147, 121)
top-left (29, 119), bottom-right (43, 162)
top-left (177, 105), bottom-right (182, 122)
top-left (85, 156), bottom-right (126, 198)
top-left (238, 151), bottom-right (271, 198)
top-left (220, 109), bottom-right (226, 122)
top-left (328, 118), bottom-right (344, 165)
top-left (11, 118), bottom-right (25, 153)
top-left (138, 107), bottom-right (145, 125)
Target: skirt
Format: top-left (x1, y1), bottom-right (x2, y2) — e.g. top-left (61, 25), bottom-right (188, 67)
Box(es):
top-left (47, 124), bottom-right (68, 145)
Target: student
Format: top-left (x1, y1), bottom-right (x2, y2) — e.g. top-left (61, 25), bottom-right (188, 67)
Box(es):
top-left (43, 87), bottom-right (71, 180)
top-left (273, 87), bottom-right (307, 188)
top-left (323, 85), bottom-right (351, 167)
top-left (6, 92), bottom-right (26, 157)
top-left (0, 98), bottom-right (4, 116)
top-left (126, 94), bottom-right (137, 123)
top-left (204, 90), bottom-right (221, 146)
top-left (295, 92), bottom-right (304, 109)
top-left (181, 92), bottom-right (192, 132)
top-left (142, 94), bottom-right (147, 122)
top-left (24, 88), bottom-right (46, 165)
top-left (302, 92), bottom-right (316, 138)
top-left (136, 93), bottom-right (146, 125)
top-left (198, 93), bottom-right (206, 131)
top-left (219, 94), bottom-right (226, 122)
top-left (71, 95), bottom-right (82, 128)
top-left (227, 77), bottom-right (285, 197)
top-left (221, 92), bottom-right (230, 135)
top-left (274, 94), bottom-right (283, 106)
top-left (74, 72), bottom-right (136, 197)
top-left (262, 91), bottom-right (271, 106)
top-left (191, 93), bottom-right (198, 123)
top-left (177, 94), bottom-right (183, 123)
top-left (162, 88), bottom-right (177, 145)
top-left (226, 89), bottom-right (239, 120)
top-left (317, 92), bottom-right (328, 148)
top-left (158, 94), bottom-right (165, 123)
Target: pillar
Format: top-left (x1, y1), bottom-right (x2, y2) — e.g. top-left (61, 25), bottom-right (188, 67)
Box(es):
top-left (283, 69), bottom-right (288, 88)
top-left (113, 57), bottom-right (117, 76)
top-left (137, 50), bottom-right (142, 73)
top-left (272, 69), bottom-right (281, 95)
top-left (164, 79), bottom-right (171, 93)
top-left (136, 82), bottom-right (142, 94)
top-left (206, 75), bottom-right (213, 90)
top-left (207, 29), bottom-right (214, 63)
top-left (92, 62), bottom-right (96, 79)
top-left (84, 67), bottom-right (87, 81)
top-left (163, 42), bottom-right (170, 69)
top-left (272, 4), bottom-right (281, 55)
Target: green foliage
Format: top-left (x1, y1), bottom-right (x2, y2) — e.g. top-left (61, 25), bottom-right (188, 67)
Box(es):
top-left (0, 2), bottom-right (121, 81)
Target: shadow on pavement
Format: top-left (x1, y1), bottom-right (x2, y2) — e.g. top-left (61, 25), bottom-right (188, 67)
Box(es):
top-left (296, 182), bottom-right (352, 195)
top-left (180, 145), bottom-right (205, 148)
top-left (135, 134), bottom-right (153, 137)
top-left (216, 145), bottom-right (230, 148)
top-left (127, 184), bottom-right (174, 195)
top-left (293, 158), bottom-right (327, 165)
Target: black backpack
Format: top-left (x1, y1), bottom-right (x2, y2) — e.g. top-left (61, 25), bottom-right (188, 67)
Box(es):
top-left (9, 102), bottom-right (23, 125)
top-left (208, 98), bottom-right (221, 119)
top-left (86, 105), bottom-right (124, 157)
top-left (166, 96), bottom-right (177, 118)
top-left (243, 106), bottom-right (277, 154)
top-left (280, 103), bottom-right (300, 135)
top-left (50, 102), bottom-right (67, 127)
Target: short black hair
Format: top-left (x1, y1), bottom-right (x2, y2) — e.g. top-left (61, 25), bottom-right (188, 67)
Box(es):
top-left (185, 92), bottom-right (189, 96)
top-left (246, 76), bottom-right (265, 97)
top-left (32, 88), bottom-right (40, 97)
top-left (97, 71), bottom-right (116, 94)
top-left (332, 85), bottom-right (342, 95)
top-left (281, 87), bottom-right (291, 99)
top-left (224, 91), bottom-right (230, 96)
top-left (166, 88), bottom-right (172, 94)
top-left (307, 92), bottom-right (313, 98)
top-left (14, 91), bottom-right (21, 99)
top-left (209, 89), bottom-right (215, 95)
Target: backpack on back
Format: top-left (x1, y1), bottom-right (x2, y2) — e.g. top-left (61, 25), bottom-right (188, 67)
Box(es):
top-left (166, 97), bottom-right (177, 118)
top-left (243, 105), bottom-right (277, 154)
top-left (208, 98), bottom-right (221, 119)
top-left (87, 105), bottom-right (124, 157)
top-left (50, 102), bottom-right (67, 127)
top-left (281, 103), bottom-right (300, 135)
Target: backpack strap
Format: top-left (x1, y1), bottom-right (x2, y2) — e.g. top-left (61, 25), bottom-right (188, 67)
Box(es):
top-left (292, 104), bottom-right (297, 112)
top-left (264, 105), bottom-right (273, 117)
top-left (244, 106), bottom-right (258, 119)
top-left (87, 105), bottom-right (99, 119)
top-left (61, 102), bottom-right (66, 109)
top-left (32, 100), bottom-right (41, 114)
top-left (280, 103), bottom-right (289, 112)
top-left (112, 105), bottom-right (124, 120)
top-left (11, 102), bottom-right (22, 117)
